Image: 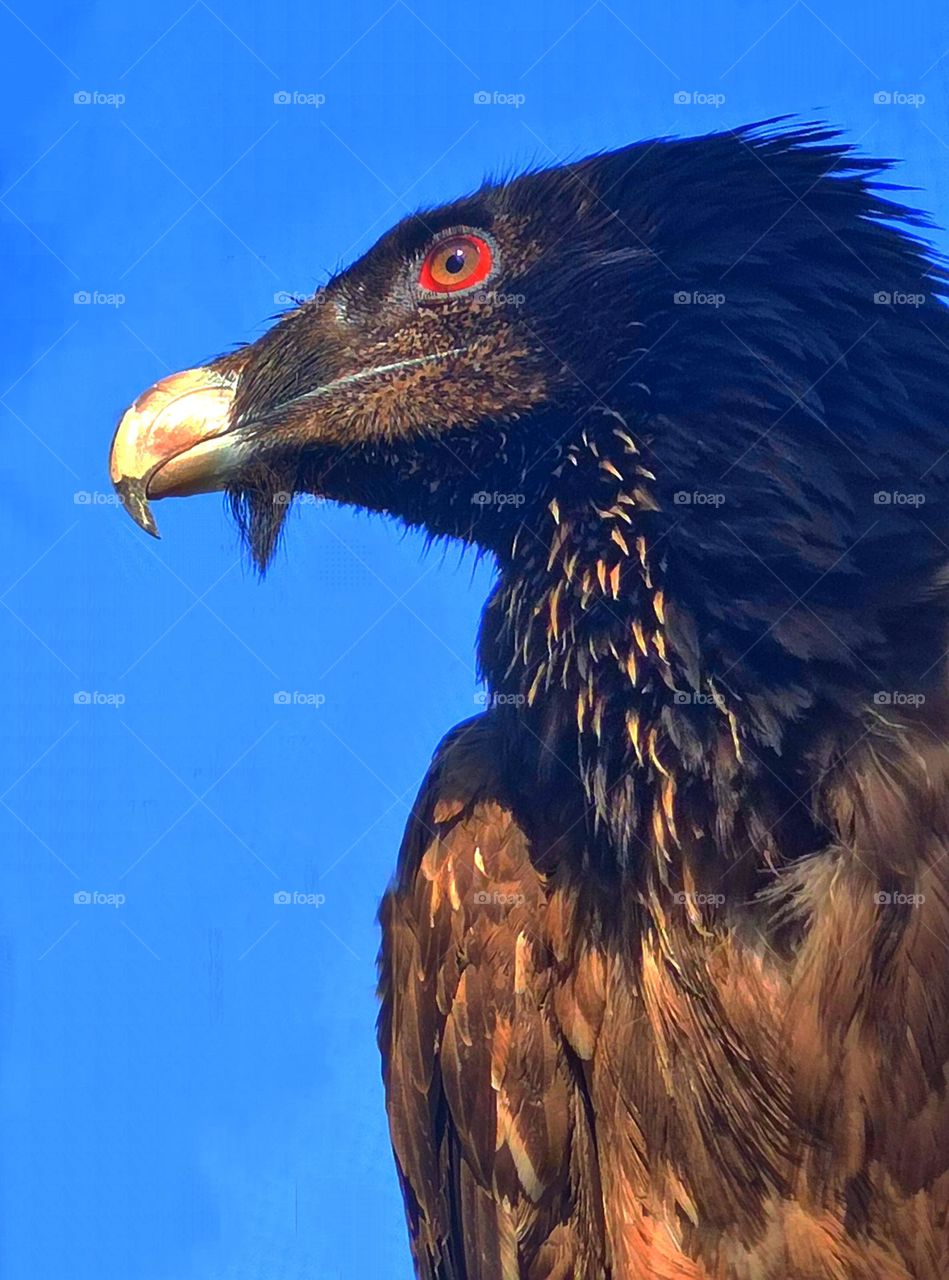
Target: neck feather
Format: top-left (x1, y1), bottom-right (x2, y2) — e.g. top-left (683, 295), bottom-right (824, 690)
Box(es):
top-left (477, 421), bottom-right (857, 903)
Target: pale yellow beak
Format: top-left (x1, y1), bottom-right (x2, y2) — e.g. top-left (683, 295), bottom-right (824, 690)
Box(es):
top-left (109, 365), bottom-right (243, 536)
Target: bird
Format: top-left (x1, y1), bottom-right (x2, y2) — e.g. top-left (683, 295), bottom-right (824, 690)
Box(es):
top-left (109, 120), bottom-right (949, 1278)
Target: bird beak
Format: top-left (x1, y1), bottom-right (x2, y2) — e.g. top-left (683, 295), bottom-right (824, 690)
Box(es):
top-left (109, 364), bottom-right (245, 537)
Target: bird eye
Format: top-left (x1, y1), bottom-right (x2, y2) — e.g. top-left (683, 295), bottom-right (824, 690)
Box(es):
top-left (418, 234), bottom-right (493, 294)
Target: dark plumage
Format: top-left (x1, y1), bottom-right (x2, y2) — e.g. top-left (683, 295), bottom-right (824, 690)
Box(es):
top-left (111, 121), bottom-right (949, 1277)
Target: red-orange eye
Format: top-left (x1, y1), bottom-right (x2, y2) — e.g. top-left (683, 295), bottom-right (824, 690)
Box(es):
top-left (419, 234), bottom-right (493, 294)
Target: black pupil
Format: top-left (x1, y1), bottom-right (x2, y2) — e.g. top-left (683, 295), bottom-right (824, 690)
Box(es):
top-left (445, 248), bottom-right (467, 274)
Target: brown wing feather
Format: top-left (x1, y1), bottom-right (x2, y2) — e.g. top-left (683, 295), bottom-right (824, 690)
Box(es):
top-left (380, 716), bottom-right (949, 1279)
top-left (377, 718), bottom-right (608, 1280)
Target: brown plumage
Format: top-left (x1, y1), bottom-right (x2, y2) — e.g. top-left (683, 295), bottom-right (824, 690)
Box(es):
top-left (379, 713), bottom-right (949, 1278)
top-left (110, 121), bottom-right (949, 1277)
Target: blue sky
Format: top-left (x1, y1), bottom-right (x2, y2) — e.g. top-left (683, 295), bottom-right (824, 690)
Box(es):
top-left (4, 1), bottom-right (949, 1276)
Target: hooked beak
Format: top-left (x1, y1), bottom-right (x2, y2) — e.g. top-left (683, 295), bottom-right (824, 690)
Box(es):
top-left (110, 345), bottom-right (470, 538)
top-left (109, 364), bottom-right (246, 536)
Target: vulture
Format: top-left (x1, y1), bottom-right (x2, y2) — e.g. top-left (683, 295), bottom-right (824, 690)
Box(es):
top-left (110, 121), bottom-right (949, 1278)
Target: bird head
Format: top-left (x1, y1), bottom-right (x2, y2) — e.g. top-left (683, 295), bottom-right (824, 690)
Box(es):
top-left (111, 122), bottom-right (948, 665)
top-left (109, 153), bottom-right (640, 566)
